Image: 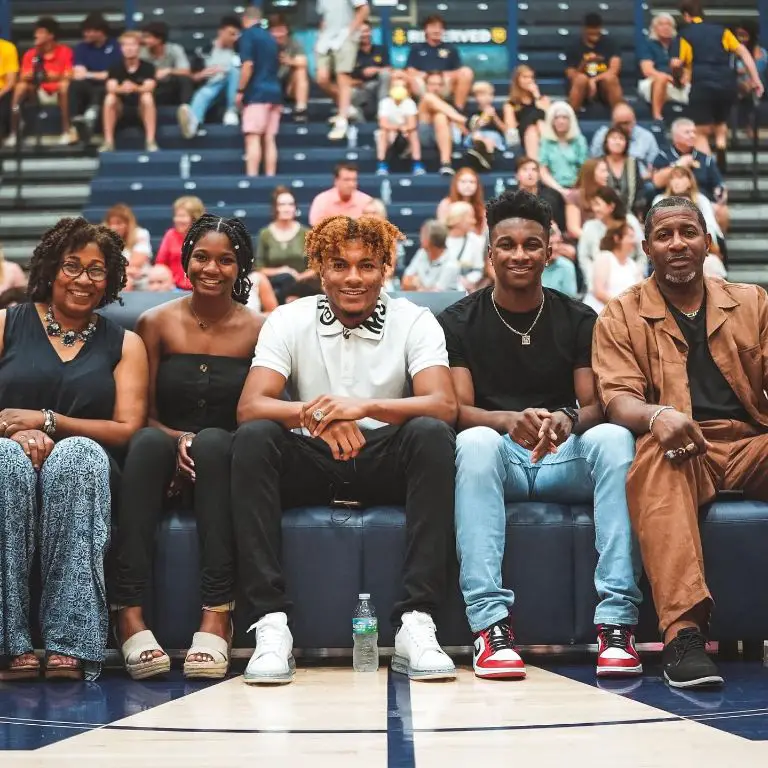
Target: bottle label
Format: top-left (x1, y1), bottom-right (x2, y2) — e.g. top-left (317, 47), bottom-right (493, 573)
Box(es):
top-left (352, 617), bottom-right (378, 635)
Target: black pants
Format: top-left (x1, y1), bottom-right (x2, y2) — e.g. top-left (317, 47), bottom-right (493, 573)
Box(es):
top-left (155, 75), bottom-right (194, 106)
top-left (112, 427), bottom-right (236, 607)
top-left (0, 90), bottom-right (11, 138)
top-left (68, 79), bottom-right (106, 118)
top-left (231, 417), bottom-right (456, 627)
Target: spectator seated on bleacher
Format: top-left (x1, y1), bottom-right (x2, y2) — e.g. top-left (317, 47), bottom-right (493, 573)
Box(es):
top-left (651, 117), bottom-right (729, 233)
top-left (141, 21), bottom-right (194, 124)
top-left (436, 167), bottom-right (486, 236)
top-left (177, 15), bottom-right (241, 139)
top-left (577, 186), bottom-right (645, 285)
top-left (600, 127), bottom-right (647, 215)
top-left (245, 270), bottom-right (279, 313)
top-left (538, 101), bottom-right (588, 196)
top-left (362, 198), bottom-right (404, 289)
top-left (515, 156), bottom-right (567, 235)
top-left (6, 16), bottom-right (74, 147)
top-left (103, 203), bottom-right (153, 283)
top-left (376, 71), bottom-right (425, 177)
top-left (582, 221), bottom-right (644, 314)
top-left (145, 264), bottom-right (176, 292)
top-left (735, 20), bottom-right (768, 101)
top-left (463, 81), bottom-right (506, 171)
top-left (401, 219), bottom-right (460, 292)
top-left (155, 196), bottom-right (205, 291)
top-left (417, 71), bottom-right (467, 176)
top-left (315, 0), bottom-right (371, 141)
top-left (268, 13), bottom-right (309, 124)
top-left (589, 102), bottom-right (660, 170)
top-left (566, 13), bottom-right (623, 114)
top-left (444, 202), bottom-right (486, 290)
top-left (651, 165), bottom-right (724, 252)
top-left (565, 157), bottom-right (610, 239)
top-left (0, 247), bottom-right (26, 294)
top-left (350, 21), bottom-right (390, 123)
top-left (68, 13), bottom-right (121, 145)
top-left (405, 14), bottom-right (473, 113)
top-left (542, 222), bottom-right (578, 298)
top-left (637, 13), bottom-right (690, 122)
top-left (0, 37), bottom-right (19, 144)
top-left (308, 162), bottom-right (372, 226)
top-left (101, 31), bottom-right (157, 153)
top-left (503, 65), bottom-right (549, 161)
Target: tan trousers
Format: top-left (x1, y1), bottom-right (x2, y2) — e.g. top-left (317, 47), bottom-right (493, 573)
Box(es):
top-left (626, 420), bottom-right (768, 633)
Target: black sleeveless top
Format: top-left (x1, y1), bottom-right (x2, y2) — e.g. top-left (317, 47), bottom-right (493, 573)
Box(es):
top-left (155, 354), bottom-right (251, 434)
top-left (0, 302), bottom-right (125, 419)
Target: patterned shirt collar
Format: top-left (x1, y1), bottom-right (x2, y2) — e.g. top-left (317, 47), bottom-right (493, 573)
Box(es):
top-left (316, 292), bottom-right (389, 341)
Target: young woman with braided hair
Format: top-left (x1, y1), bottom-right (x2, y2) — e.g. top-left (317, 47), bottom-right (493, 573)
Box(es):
top-left (232, 214), bottom-right (459, 685)
top-left (0, 217), bottom-right (149, 681)
top-left (112, 214), bottom-right (265, 680)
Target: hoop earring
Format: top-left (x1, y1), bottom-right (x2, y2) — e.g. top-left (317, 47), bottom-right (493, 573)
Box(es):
top-left (233, 275), bottom-right (250, 299)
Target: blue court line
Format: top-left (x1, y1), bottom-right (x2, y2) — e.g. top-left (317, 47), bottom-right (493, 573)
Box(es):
top-left (387, 668), bottom-right (416, 768)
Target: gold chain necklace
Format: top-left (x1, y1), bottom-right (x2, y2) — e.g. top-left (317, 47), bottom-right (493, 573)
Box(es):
top-left (188, 297), bottom-right (235, 330)
top-left (491, 291), bottom-right (545, 346)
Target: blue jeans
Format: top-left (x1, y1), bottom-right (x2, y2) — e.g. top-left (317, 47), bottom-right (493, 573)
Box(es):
top-left (190, 68), bottom-right (239, 124)
top-left (455, 424), bottom-right (642, 633)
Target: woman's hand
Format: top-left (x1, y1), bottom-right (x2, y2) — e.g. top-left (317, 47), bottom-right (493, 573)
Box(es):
top-left (177, 432), bottom-right (196, 482)
top-left (10, 429), bottom-right (55, 470)
top-left (0, 409), bottom-right (45, 437)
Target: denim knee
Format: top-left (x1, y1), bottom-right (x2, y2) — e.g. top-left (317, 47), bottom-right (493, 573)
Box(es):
top-left (582, 423), bottom-right (636, 468)
top-left (456, 426), bottom-right (504, 469)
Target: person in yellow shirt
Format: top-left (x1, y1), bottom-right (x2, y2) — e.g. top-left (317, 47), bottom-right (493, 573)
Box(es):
top-left (0, 38), bottom-right (20, 142)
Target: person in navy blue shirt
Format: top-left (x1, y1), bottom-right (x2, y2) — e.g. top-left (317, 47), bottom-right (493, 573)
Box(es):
top-left (350, 21), bottom-right (391, 121)
top-left (236, 6), bottom-right (282, 177)
top-left (69, 13), bottom-right (121, 141)
top-left (405, 14), bottom-right (473, 111)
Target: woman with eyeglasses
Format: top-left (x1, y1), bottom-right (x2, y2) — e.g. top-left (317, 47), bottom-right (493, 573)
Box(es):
top-left (0, 218), bottom-right (149, 681)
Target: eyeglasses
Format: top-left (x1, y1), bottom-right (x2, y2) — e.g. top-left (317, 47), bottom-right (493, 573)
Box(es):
top-left (61, 262), bottom-right (108, 282)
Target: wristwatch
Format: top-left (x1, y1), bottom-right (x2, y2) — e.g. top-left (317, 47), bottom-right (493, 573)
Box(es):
top-left (554, 407), bottom-right (579, 427)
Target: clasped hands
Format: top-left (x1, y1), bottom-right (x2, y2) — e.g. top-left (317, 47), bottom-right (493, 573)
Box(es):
top-left (299, 395), bottom-right (368, 461)
top-left (508, 408), bottom-right (574, 464)
top-left (0, 408), bottom-right (53, 470)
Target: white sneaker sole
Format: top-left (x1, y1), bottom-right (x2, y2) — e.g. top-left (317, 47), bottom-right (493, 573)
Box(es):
top-left (243, 655), bottom-right (296, 685)
top-left (474, 666), bottom-right (527, 680)
top-left (391, 654), bottom-right (456, 681)
top-left (596, 663), bottom-right (643, 677)
top-left (664, 671), bottom-right (724, 689)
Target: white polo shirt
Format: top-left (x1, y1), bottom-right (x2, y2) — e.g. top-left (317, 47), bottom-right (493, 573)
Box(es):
top-left (252, 291), bottom-right (448, 430)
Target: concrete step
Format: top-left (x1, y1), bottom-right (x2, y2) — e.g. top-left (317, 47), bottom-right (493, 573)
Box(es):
top-left (1, 241), bottom-right (37, 266)
top-left (0, 211), bottom-right (80, 237)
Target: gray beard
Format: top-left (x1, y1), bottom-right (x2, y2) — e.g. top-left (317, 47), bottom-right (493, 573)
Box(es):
top-left (664, 271), bottom-right (697, 284)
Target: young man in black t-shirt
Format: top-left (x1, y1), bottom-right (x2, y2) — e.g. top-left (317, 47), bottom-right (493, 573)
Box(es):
top-left (437, 189), bottom-right (641, 680)
top-left (101, 31), bottom-right (157, 152)
top-left (565, 13), bottom-right (623, 112)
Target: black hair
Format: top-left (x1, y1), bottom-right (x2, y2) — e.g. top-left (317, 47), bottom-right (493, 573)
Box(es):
top-left (680, 1), bottom-right (703, 18)
top-left (81, 12), bottom-right (110, 35)
top-left (142, 21), bottom-right (169, 43)
top-left (584, 12), bottom-right (603, 28)
top-left (736, 19), bottom-right (759, 50)
top-left (644, 196), bottom-right (708, 241)
top-left (180, 214), bottom-right (254, 304)
top-left (285, 277), bottom-right (322, 300)
top-left (334, 162), bottom-right (358, 177)
top-left (603, 126), bottom-right (629, 156)
top-left (219, 14), bottom-right (242, 30)
top-left (594, 185), bottom-right (627, 219)
top-left (486, 188), bottom-right (552, 238)
top-left (35, 16), bottom-right (60, 38)
top-left (0, 286), bottom-right (28, 310)
top-left (27, 217), bottom-right (126, 307)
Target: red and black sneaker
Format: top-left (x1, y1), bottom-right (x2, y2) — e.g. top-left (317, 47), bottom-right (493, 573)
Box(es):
top-left (596, 624), bottom-right (643, 677)
top-left (473, 619), bottom-right (526, 679)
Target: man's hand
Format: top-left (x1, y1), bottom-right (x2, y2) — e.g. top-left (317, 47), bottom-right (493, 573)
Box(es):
top-left (650, 408), bottom-right (712, 464)
top-left (235, 91), bottom-right (244, 110)
top-left (155, 68), bottom-right (171, 81)
top-left (0, 408), bottom-right (45, 436)
top-left (315, 420), bottom-right (366, 461)
top-left (507, 408), bottom-right (557, 454)
top-left (120, 81), bottom-right (137, 94)
top-left (549, 410), bottom-right (575, 446)
top-left (10, 429), bottom-right (54, 470)
top-left (301, 395), bottom-right (368, 435)
top-left (753, 79), bottom-right (765, 100)
top-left (587, 78), bottom-right (598, 99)
top-left (362, 66), bottom-right (379, 79)
top-left (73, 65), bottom-right (88, 80)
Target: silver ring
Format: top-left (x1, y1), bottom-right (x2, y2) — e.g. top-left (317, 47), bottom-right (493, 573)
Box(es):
top-left (664, 449), bottom-right (677, 460)
top-left (28, 438), bottom-right (36, 445)
top-left (185, 440), bottom-right (193, 449)
top-left (685, 442), bottom-right (696, 453)
top-left (312, 408), bottom-right (325, 422)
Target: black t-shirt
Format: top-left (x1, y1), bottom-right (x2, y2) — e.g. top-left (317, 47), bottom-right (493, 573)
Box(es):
top-left (108, 59), bottom-right (155, 86)
top-left (438, 287), bottom-right (597, 412)
top-left (566, 35), bottom-right (618, 77)
top-left (668, 303), bottom-right (750, 424)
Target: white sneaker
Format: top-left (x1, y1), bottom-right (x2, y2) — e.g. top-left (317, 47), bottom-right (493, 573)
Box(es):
top-left (84, 106), bottom-right (99, 123)
top-left (328, 119), bottom-right (348, 141)
top-left (177, 104), bottom-right (198, 139)
top-left (392, 611), bottom-right (456, 681)
top-left (3, 134), bottom-right (17, 147)
top-left (222, 108), bottom-right (239, 126)
top-left (244, 612), bottom-right (295, 685)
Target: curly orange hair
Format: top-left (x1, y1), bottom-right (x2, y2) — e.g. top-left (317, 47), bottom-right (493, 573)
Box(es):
top-left (305, 215), bottom-right (404, 273)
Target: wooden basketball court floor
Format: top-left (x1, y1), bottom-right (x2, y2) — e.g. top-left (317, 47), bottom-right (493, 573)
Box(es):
top-left (3, 652), bottom-right (768, 767)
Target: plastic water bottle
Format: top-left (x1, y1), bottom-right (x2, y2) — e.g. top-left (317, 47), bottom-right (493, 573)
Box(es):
top-left (180, 153), bottom-right (191, 180)
top-left (494, 176), bottom-right (506, 198)
top-left (347, 123), bottom-right (358, 149)
top-left (352, 593), bottom-right (379, 672)
top-left (380, 178), bottom-right (392, 206)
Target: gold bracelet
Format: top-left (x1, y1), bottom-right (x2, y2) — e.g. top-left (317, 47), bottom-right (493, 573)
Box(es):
top-left (649, 406), bottom-right (674, 436)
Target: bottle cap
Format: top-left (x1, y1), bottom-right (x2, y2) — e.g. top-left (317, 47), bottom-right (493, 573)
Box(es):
top-left (359, 593), bottom-right (371, 600)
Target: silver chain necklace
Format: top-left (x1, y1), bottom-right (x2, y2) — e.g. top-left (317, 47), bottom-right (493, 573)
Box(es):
top-left (682, 307), bottom-right (701, 319)
top-left (491, 291), bottom-right (545, 346)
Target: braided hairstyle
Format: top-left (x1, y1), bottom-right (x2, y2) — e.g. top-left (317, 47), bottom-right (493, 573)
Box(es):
top-left (180, 214), bottom-right (254, 304)
top-left (28, 217), bottom-right (127, 307)
top-left (305, 215), bottom-right (404, 273)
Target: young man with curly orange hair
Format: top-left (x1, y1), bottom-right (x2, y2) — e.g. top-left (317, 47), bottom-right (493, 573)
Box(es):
top-left (233, 215), bottom-right (458, 685)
